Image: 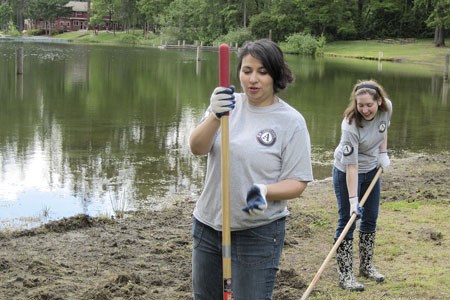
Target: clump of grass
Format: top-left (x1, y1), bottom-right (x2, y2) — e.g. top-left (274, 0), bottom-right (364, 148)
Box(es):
top-left (109, 189), bottom-right (129, 219)
top-left (41, 205), bottom-right (50, 218)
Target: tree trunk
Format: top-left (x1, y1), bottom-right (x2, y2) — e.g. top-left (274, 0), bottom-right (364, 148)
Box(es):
top-left (435, 25), bottom-right (445, 47)
top-left (356, 0), bottom-right (364, 38)
top-left (243, 0), bottom-right (247, 28)
top-left (87, 0), bottom-right (91, 30)
top-left (16, 0), bottom-right (24, 31)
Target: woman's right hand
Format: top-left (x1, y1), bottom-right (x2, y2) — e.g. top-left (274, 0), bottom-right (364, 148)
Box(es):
top-left (349, 196), bottom-right (362, 219)
top-left (210, 86), bottom-right (235, 119)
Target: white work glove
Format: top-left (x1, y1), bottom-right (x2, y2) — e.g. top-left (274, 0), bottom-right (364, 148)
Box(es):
top-left (349, 196), bottom-right (362, 219)
top-left (378, 151), bottom-right (390, 172)
top-left (210, 86), bottom-right (235, 119)
top-left (242, 184), bottom-right (267, 216)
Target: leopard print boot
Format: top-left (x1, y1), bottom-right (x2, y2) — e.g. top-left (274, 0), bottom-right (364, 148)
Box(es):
top-left (359, 232), bottom-right (385, 283)
top-left (336, 239), bottom-right (364, 291)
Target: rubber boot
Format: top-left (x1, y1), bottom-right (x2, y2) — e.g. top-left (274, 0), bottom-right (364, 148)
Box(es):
top-left (359, 232), bottom-right (385, 283)
top-left (336, 239), bottom-right (364, 291)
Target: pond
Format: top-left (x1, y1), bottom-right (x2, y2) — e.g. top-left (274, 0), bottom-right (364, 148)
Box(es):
top-left (0, 41), bottom-right (449, 229)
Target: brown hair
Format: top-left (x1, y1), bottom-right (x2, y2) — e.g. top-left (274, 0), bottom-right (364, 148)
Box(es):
top-left (344, 79), bottom-right (389, 128)
top-left (237, 39), bottom-right (293, 93)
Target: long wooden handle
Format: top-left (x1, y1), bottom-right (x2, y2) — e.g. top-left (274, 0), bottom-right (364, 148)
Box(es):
top-left (300, 168), bottom-right (383, 300)
top-left (219, 43), bottom-right (232, 300)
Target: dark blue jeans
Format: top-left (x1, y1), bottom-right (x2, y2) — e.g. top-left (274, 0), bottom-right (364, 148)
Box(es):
top-left (192, 217), bottom-right (285, 300)
top-left (333, 167), bottom-right (381, 239)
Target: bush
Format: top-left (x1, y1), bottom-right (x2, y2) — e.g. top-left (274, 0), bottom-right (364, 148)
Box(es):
top-left (159, 27), bottom-right (182, 45)
top-left (50, 29), bottom-right (63, 35)
top-left (29, 29), bottom-right (45, 36)
top-left (281, 33), bottom-right (325, 56)
top-left (6, 21), bottom-right (20, 36)
top-left (119, 33), bottom-right (140, 45)
top-left (214, 28), bottom-right (254, 47)
top-left (337, 22), bottom-right (358, 40)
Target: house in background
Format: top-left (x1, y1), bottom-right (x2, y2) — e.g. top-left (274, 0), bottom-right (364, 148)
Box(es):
top-left (55, 1), bottom-right (89, 31)
top-left (25, 1), bottom-right (113, 33)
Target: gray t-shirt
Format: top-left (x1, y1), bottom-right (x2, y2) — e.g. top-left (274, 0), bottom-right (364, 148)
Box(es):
top-left (334, 99), bottom-right (393, 173)
top-left (193, 93), bottom-right (313, 231)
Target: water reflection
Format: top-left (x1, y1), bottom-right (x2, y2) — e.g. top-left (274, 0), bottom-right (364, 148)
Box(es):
top-left (0, 42), bottom-right (449, 229)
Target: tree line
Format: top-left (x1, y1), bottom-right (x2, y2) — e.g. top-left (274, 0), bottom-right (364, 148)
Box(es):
top-left (1, 0), bottom-right (449, 46)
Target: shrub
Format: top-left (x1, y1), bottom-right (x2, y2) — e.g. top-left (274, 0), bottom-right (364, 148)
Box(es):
top-left (29, 29), bottom-right (45, 36)
top-left (50, 29), bottom-right (63, 35)
top-left (6, 21), bottom-right (20, 36)
top-left (281, 33), bottom-right (325, 56)
top-left (119, 33), bottom-right (140, 45)
top-left (159, 27), bottom-right (181, 45)
top-left (214, 28), bottom-right (254, 47)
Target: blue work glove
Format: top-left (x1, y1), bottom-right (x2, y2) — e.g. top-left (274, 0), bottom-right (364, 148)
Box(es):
top-left (349, 196), bottom-right (362, 219)
top-left (242, 184), bottom-right (268, 215)
top-left (378, 151), bottom-right (390, 172)
top-left (210, 86), bottom-right (235, 119)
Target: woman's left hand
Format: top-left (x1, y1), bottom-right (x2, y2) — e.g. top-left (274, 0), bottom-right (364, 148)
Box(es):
top-left (378, 152), bottom-right (390, 171)
top-left (242, 184), bottom-right (267, 215)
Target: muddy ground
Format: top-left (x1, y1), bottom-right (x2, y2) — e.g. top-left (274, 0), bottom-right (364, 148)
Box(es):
top-left (0, 153), bottom-right (449, 300)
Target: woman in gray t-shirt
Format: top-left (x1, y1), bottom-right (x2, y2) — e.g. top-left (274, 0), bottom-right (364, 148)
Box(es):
top-left (333, 79), bottom-right (392, 292)
top-left (189, 39), bottom-right (313, 299)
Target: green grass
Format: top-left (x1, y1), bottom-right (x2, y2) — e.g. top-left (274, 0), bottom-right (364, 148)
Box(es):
top-left (382, 200), bottom-right (422, 210)
top-left (52, 30), bottom-right (161, 47)
top-left (324, 39), bottom-right (450, 66)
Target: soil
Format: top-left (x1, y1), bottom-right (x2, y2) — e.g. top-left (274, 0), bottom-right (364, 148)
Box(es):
top-left (0, 153), bottom-right (449, 300)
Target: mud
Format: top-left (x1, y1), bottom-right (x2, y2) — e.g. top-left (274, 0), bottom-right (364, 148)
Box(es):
top-left (0, 153), bottom-right (449, 300)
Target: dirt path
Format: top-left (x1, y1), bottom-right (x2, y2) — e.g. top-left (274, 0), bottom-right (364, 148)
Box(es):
top-left (1, 153), bottom-right (449, 300)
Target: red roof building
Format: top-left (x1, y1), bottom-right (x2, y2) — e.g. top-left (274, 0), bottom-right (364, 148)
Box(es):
top-left (56, 1), bottom-right (89, 31)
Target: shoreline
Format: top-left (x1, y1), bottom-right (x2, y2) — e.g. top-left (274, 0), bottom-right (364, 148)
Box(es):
top-left (2, 35), bottom-right (447, 68)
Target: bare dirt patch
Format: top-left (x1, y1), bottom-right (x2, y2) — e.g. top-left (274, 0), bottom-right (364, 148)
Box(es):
top-left (1, 153), bottom-right (449, 299)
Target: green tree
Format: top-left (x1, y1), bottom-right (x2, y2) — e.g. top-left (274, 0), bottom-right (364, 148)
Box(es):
top-left (361, 0), bottom-right (426, 38)
top-left (278, 0), bottom-right (353, 39)
top-left (137, 0), bottom-right (173, 37)
top-left (117, 0), bottom-right (140, 32)
top-left (249, 12), bottom-right (292, 41)
top-left (164, 0), bottom-right (235, 44)
top-left (91, 0), bottom-right (121, 33)
top-left (28, 0), bottom-right (71, 35)
top-left (429, 0), bottom-right (450, 46)
top-left (0, 2), bottom-right (13, 31)
top-left (414, 0), bottom-right (450, 46)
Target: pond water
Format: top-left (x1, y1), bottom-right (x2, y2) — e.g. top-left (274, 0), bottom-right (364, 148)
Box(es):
top-left (0, 41), bottom-right (449, 229)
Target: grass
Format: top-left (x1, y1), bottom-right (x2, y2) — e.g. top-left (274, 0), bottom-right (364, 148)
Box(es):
top-left (41, 205), bottom-right (50, 218)
top-left (109, 189), bottom-right (129, 219)
top-left (294, 197), bottom-right (450, 300)
top-left (324, 39), bottom-right (450, 66)
top-left (53, 30), bottom-right (161, 47)
top-left (282, 154), bottom-right (450, 300)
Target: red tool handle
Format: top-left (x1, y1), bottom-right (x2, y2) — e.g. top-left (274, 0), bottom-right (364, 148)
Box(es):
top-left (219, 44), bottom-right (230, 87)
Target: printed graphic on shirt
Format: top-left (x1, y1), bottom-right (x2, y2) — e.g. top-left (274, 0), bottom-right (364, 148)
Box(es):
top-left (256, 129), bottom-right (277, 146)
top-left (342, 143), bottom-right (354, 156)
top-left (378, 121), bottom-right (387, 133)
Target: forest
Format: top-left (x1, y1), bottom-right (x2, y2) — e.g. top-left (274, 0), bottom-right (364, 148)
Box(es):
top-left (1, 0), bottom-right (449, 46)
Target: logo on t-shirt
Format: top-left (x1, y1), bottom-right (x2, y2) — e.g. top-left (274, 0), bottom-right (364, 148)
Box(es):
top-left (256, 129), bottom-right (277, 146)
top-left (379, 121), bottom-right (387, 133)
top-left (342, 143), bottom-right (354, 156)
